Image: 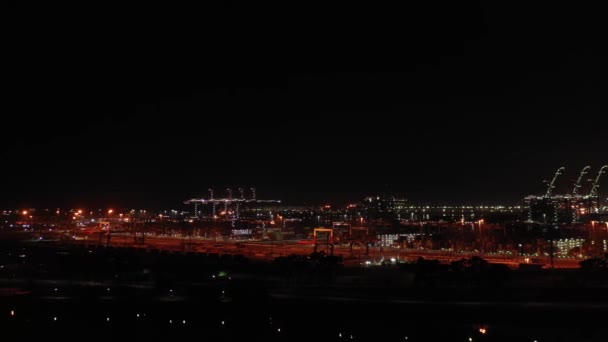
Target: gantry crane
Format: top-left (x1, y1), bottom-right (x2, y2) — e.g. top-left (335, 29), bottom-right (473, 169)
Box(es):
top-left (544, 167), bottom-right (565, 198)
top-left (589, 165), bottom-right (607, 197)
top-left (571, 166), bottom-right (591, 223)
top-left (572, 166), bottom-right (591, 196)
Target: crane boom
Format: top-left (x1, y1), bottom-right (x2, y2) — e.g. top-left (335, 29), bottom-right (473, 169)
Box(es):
top-left (545, 167), bottom-right (565, 198)
top-left (572, 166), bottom-right (591, 195)
top-left (589, 165), bottom-right (607, 197)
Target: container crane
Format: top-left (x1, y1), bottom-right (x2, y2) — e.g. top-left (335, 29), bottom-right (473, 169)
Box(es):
top-left (571, 166), bottom-right (591, 223)
top-left (224, 188), bottom-right (232, 216)
top-left (544, 167), bottom-right (565, 198)
top-left (572, 166), bottom-right (591, 196)
top-left (589, 165), bottom-right (607, 197)
top-left (209, 188), bottom-right (216, 217)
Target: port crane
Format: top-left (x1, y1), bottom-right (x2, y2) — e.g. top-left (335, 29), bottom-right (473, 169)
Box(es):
top-left (588, 165), bottom-right (607, 197)
top-left (184, 187), bottom-right (280, 221)
top-left (544, 167), bottom-right (565, 198)
top-left (572, 166), bottom-right (591, 196)
top-left (571, 166), bottom-right (591, 223)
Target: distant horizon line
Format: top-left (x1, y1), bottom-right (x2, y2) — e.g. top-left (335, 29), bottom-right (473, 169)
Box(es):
top-left (1, 201), bottom-right (538, 211)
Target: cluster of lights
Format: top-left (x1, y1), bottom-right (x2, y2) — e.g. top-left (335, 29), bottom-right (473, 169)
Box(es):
top-left (337, 332), bottom-right (355, 339)
top-left (555, 238), bottom-right (585, 256)
top-left (3, 308), bottom-right (556, 342)
top-left (378, 233), bottom-right (416, 247)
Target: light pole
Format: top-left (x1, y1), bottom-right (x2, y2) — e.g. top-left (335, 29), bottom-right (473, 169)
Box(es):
top-left (106, 209), bottom-right (114, 245)
top-left (460, 217), bottom-right (465, 252)
top-left (591, 220), bottom-right (595, 257)
top-left (605, 222), bottom-right (608, 255)
top-left (478, 219), bottom-right (484, 257)
top-left (21, 210), bottom-right (28, 230)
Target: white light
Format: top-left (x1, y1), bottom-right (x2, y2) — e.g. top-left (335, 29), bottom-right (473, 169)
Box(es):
top-left (277, 328), bottom-right (281, 332)
top-left (339, 333), bottom-right (342, 338)
top-left (169, 320), bottom-right (172, 324)
top-left (136, 314), bottom-right (140, 318)
top-left (221, 320), bottom-right (225, 325)
top-left (106, 317), bottom-right (110, 322)
top-left (183, 320), bottom-right (186, 324)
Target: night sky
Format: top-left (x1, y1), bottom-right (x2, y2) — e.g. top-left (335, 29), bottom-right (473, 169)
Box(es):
top-left (3, 2), bottom-right (607, 209)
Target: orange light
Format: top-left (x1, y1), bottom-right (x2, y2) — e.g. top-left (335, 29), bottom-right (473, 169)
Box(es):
top-left (77, 210), bottom-right (82, 214)
top-left (108, 209), bottom-right (113, 214)
top-left (22, 210), bottom-right (28, 215)
top-left (479, 328), bottom-right (486, 334)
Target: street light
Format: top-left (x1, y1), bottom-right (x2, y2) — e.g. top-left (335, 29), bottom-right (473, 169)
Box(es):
top-left (21, 210), bottom-right (30, 226)
top-left (605, 222), bottom-right (608, 255)
top-left (591, 221), bottom-right (597, 257)
top-left (478, 219), bottom-right (484, 257)
top-left (460, 217), bottom-right (465, 252)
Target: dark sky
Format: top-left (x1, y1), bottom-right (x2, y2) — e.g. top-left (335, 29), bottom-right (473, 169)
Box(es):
top-left (3, 1), bottom-right (607, 209)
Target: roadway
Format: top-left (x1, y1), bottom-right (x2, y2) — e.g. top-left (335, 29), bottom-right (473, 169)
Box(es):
top-left (72, 234), bottom-right (583, 269)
